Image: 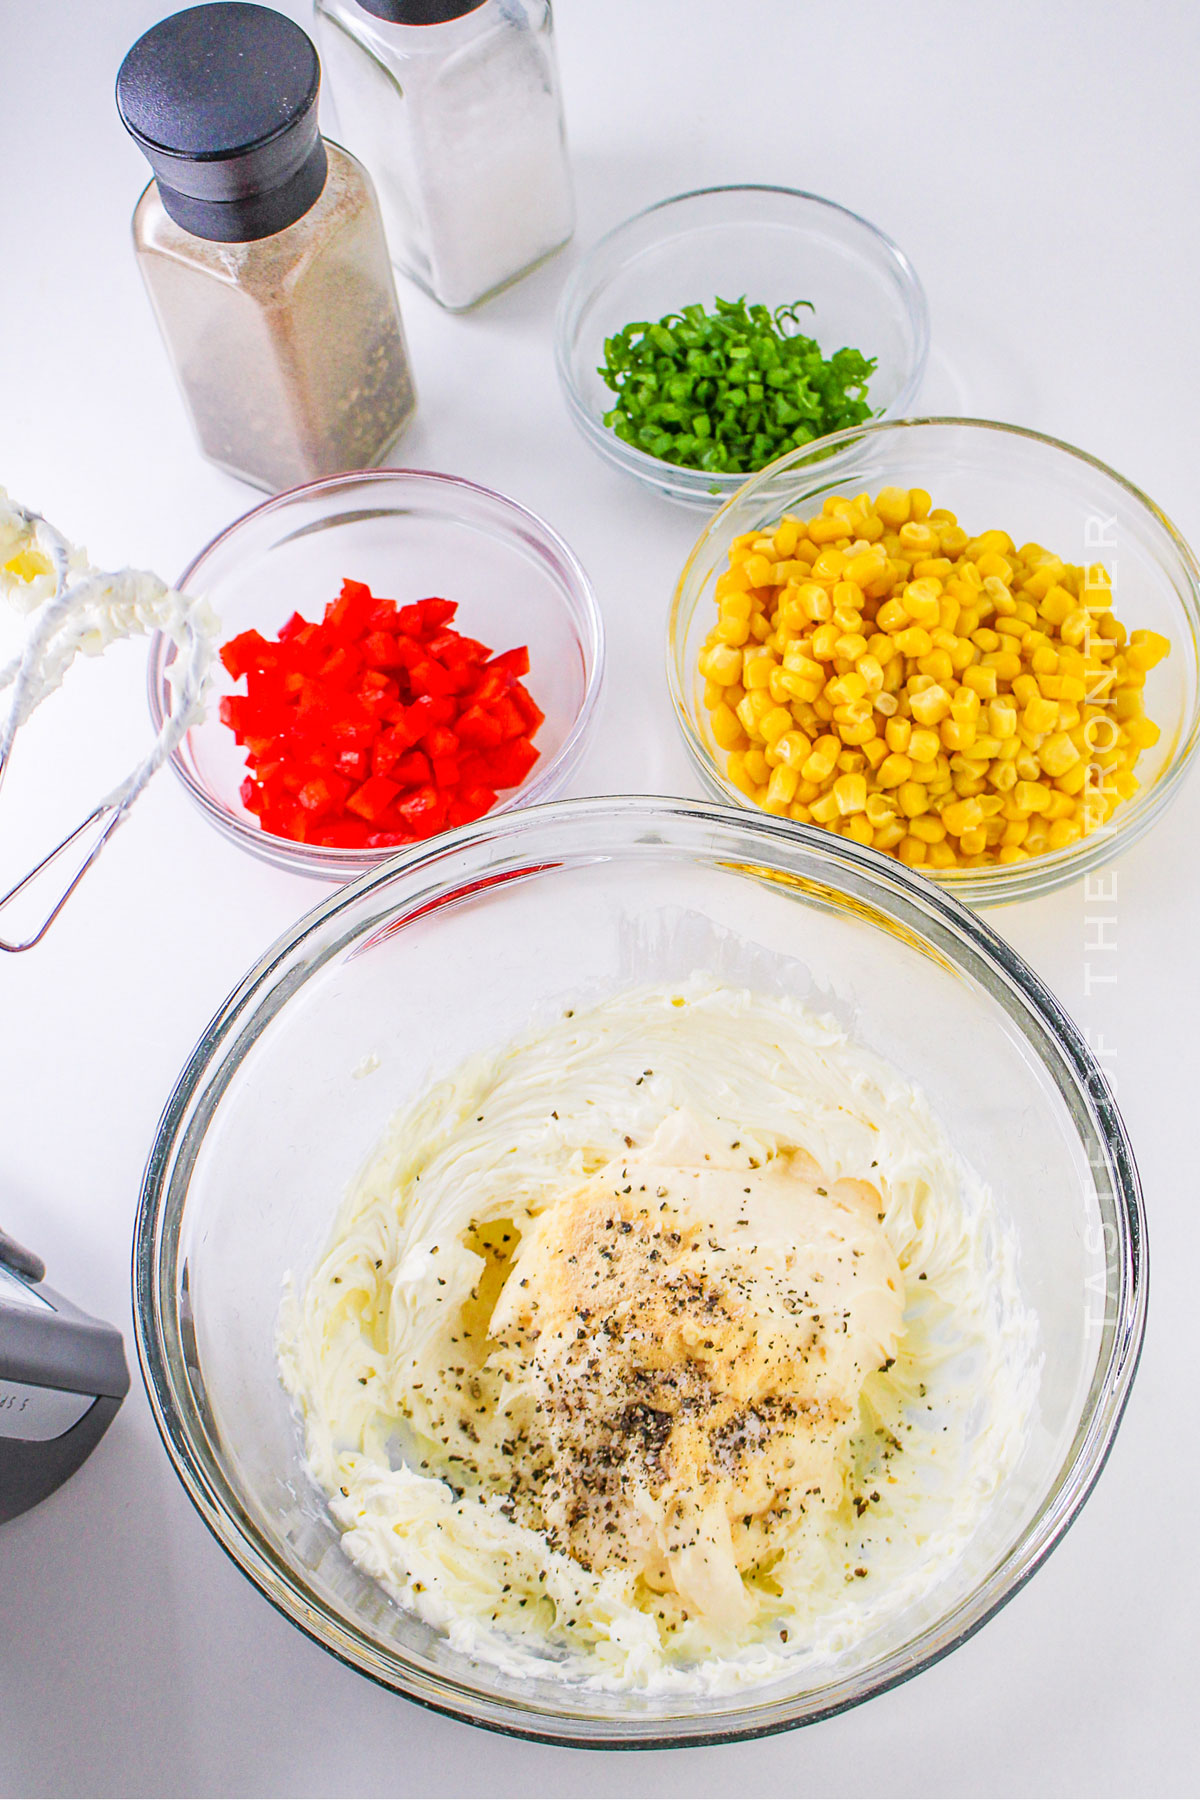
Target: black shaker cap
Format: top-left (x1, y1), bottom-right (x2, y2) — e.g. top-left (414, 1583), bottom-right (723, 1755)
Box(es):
top-left (117, 3), bottom-right (327, 242)
top-left (352, 0), bottom-right (488, 22)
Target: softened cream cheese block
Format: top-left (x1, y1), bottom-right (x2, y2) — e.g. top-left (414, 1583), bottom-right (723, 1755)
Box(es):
top-left (278, 981), bottom-right (1037, 1692)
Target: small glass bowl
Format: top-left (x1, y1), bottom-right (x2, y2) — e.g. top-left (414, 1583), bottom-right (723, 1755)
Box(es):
top-left (555, 185), bottom-right (929, 510)
top-left (148, 470), bottom-right (605, 880)
top-left (135, 796), bottom-right (1144, 1747)
top-left (669, 417), bottom-right (1200, 906)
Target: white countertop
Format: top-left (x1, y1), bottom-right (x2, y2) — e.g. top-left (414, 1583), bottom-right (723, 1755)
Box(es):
top-left (2, 2), bottom-right (1198, 1794)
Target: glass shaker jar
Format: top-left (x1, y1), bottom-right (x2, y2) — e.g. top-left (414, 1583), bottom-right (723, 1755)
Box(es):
top-left (117, 2), bottom-right (417, 494)
top-left (314, 0), bottom-right (575, 312)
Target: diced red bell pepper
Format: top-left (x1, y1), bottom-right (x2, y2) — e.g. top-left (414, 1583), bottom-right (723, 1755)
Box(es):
top-left (219, 580), bottom-right (541, 852)
top-left (220, 629), bottom-right (276, 680)
top-left (456, 704), bottom-right (504, 749)
top-left (487, 646), bottom-right (530, 682)
top-left (484, 736), bottom-right (539, 789)
top-left (511, 681), bottom-right (545, 734)
top-left (346, 775), bottom-right (402, 824)
top-left (391, 749), bottom-right (432, 787)
top-left (491, 695), bottom-right (527, 742)
top-left (418, 597), bottom-right (457, 630)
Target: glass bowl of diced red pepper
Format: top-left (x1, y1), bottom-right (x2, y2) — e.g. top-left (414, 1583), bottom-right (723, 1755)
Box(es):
top-left (148, 470), bottom-right (604, 878)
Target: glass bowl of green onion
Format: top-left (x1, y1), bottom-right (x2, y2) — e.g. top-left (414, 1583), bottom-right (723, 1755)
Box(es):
top-left (555, 186), bottom-right (929, 509)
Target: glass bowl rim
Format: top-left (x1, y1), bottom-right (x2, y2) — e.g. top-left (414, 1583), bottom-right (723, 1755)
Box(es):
top-left (667, 414), bottom-right (1200, 905)
top-left (553, 182), bottom-right (932, 500)
top-left (146, 465), bottom-right (606, 877)
top-left (133, 793), bottom-right (1147, 1749)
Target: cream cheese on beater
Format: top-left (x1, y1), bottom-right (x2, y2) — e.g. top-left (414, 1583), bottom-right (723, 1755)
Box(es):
top-left (278, 981), bottom-right (1037, 1693)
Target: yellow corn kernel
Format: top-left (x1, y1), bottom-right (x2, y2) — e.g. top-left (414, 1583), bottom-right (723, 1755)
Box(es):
top-left (1045, 817), bottom-right (1080, 850)
top-left (877, 753), bottom-right (913, 788)
top-left (772, 517), bottom-right (801, 558)
top-left (715, 614), bottom-right (751, 647)
top-left (1123, 716), bottom-right (1160, 751)
top-left (844, 546), bottom-right (888, 587)
top-left (909, 684), bottom-right (951, 726)
top-left (864, 791), bottom-right (897, 827)
top-left (873, 819), bottom-right (908, 852)
top-left (744, 553), bottom-right (776, 588)
top-left (884, 716), bottom-right (912, 754)
top-left (699, 642), bottom-right (742, 685)
top-left (981, 649), bottom-right (1023, 682)
top-left (895, 779), bottom-right (928, 819)
top-left (956, 664), bottom-right (993, 701)
top-left (774, 730), bottom-right (813, 768)
top-left (941, 797), bottom-right (985, 837)
top-left (1012, 779), bottom-right (1053, 815)
top-left (987, 698), bottom-right (1017, 738)
top-left (827, 672), bottom-right (869, 706)
top-left (743, 648), bottom-right (777, 689)
top-left (809, 791), bottom-right (841, 825)
top-left (1021, 694), bottom-right (1059, 735)
top-left (898, 521), bottom-right (938, 557)
top-left (893, 626), bottom-right (933, 658)
top-left (1039, 732), bottom-right (1081, 777)
top-left (862, 735), bottom-right (888, 770)
top-left (760, 705), bottom-right (793, 744)
top-left (832, 631), bottom-right (869, 663)
top-left (842, 815), bottom-right (874, 847)
top-left (876, 597), bottom-right (910, 634)
top-left (832, 772), bottom-right (868, 816)
top-left (767, 764), bottom-right (800, 806)
top-left (1126, 629), bottom-right (1170, 671)
top-left (896, 835), bottom-right (928, 866)
top-left (905, 727), bottom-right (939, 764)
top-left (726, 752), bottom-right (754, 796)
top-left (1059, 607), bottom-right (1090, 648)
top-left (795, 582), bottom-right (833, 623)
top-left (908, 814), bottom-right (946, 844)
top-left (958, 826), bottom-right (988, 856)
top-left (875, 487), bottom-right (911, 527)
top-left (997, 845), bottom-right (1029, 864)
top-left (855, 653), bottom-right (885, 693)
top-left (811, 548), bottom-right (848, 582)
top-left (711, 703), bottom-right (744, 751)
top-left (940, 718), bottom-right (977, 753)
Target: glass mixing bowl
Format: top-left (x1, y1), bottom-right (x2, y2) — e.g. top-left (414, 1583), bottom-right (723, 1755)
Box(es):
top-left (555, 186), bottom-right (929, 509)
top-left (669, 418), bottom-right (1200, 906)
top-left (148, 469), bottom-right (604, 880)
top-left (135, 796), bottom-right (1144, 1747)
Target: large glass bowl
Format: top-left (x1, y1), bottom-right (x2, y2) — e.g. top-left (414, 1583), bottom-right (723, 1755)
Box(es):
top-left (555, 185), bottom-right (929, 509)
top-left (134, 797), bottom-right (1144, 1747)
top-left (148, 469), bottom-right (604, 880)
top-left (669, 418), bottom-right (1200, 906)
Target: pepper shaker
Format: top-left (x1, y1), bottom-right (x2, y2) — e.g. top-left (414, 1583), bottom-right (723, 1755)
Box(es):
top-left (314, 0), bottom-right (574, 312)
top-left (117, 2), bottom-right (417, 493)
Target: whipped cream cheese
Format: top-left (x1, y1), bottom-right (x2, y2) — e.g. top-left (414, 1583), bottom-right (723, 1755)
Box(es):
top-left (278, 981), bottom-right (1037, 1692)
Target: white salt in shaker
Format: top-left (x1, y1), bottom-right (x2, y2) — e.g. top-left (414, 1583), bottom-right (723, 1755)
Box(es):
top-left (314, 0), bottom-right (574, 311)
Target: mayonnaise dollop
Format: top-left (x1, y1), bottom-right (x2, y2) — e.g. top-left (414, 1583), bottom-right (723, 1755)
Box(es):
top-left (278, 981), bottom-right (1037, 1693)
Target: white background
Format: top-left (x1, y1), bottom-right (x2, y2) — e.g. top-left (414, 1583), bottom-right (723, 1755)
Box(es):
top-left (2, 2), bottom-right (1199, 1795)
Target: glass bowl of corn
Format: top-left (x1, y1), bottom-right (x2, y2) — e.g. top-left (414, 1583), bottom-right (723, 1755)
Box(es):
top-left (668, 417), bottom-right (1200, 905)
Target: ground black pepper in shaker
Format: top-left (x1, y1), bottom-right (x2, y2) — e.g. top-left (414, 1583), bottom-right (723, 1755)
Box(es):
top-left (117, 2), bottom-right (416, 492)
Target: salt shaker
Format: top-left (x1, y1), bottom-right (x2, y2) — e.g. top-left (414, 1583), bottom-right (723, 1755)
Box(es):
top-left (117, 2), bottom-right (417, 493)
top-left (314, 0), bottom-right (574, 312)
